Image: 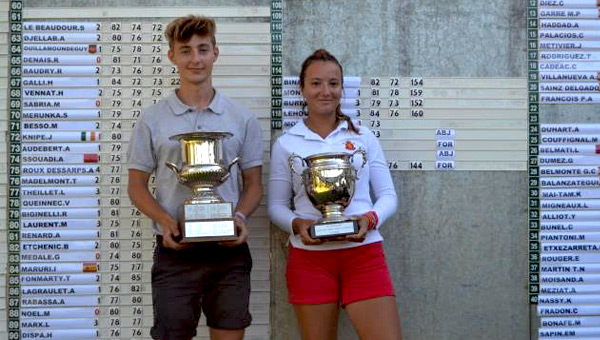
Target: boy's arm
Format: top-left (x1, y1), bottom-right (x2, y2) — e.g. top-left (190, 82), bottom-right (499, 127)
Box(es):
top-left (127, 169), bottom-right (186, 250)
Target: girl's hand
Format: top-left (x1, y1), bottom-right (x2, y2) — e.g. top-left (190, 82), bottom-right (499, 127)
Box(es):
top-left (292, 218), bottom-right (323, 245)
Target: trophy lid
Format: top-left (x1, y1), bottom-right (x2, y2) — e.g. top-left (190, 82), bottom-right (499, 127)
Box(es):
top-left (169, 131), bottom-right (233, 141)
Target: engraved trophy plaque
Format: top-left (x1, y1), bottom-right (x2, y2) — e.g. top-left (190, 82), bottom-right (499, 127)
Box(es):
top-left (166, 132), bottom-right (239, 242)
top-left (289, 149), bottom-right (367, 239)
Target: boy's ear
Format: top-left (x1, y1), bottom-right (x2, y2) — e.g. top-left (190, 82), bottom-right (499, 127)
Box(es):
top-left (213, 45), bottom-right (219, 62)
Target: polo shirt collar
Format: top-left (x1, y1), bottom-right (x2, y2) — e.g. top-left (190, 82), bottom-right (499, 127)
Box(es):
top-left (289, 119), bottom-right (349, 140)
top-left (168, 89), bottom-right (225, 116)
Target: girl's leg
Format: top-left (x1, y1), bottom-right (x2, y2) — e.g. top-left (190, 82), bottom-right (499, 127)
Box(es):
top-left (345, 296), bottom-right (402, 340)
top-left (293, 303), bottom-right (339, 340)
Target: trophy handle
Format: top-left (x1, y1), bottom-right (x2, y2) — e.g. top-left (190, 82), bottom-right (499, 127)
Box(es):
top-left (221, 157), bottom-right (240, 182)
top-left (165, 162), bottom-right (183, 182)
top-left (350, 148), bottom-right (368, 169)
top-left (288, 154), bottom-right (306, 177)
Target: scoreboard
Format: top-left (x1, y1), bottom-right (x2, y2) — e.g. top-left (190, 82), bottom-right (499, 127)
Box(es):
top-left (1, 0), bottom-right (599, 339)
top-left (528, 0), bottom-right (600, 339)
top-left (280, 76), bottom-right (527, 171)
top-left (2, 2), bottom-right (273, 339)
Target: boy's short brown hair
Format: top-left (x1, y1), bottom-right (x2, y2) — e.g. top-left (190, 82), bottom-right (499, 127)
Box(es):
top-left (165, 15), bottom-right (216, 48)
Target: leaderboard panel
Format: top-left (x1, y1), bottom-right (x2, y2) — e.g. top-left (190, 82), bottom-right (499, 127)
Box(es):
top-left (5, 4), bottom-right (272, 340)
top-left (536, 124), bottom-right (600, 339)
top-left (538, 0), bottom-right (600, 104)
top-left (1, 1), bottom-right (10, 340)
top-left (281, 76), bottom-right (527, 171)
top-left (530, 0), bottom-right (600, 339)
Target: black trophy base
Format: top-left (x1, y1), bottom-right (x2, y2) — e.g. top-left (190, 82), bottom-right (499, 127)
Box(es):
top-left (182, 219), bottom-right (238, 242)
top-left (309, 219), bottom-right (359, 239)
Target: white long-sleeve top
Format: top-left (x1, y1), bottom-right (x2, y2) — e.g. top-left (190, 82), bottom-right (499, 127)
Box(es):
top-left (268, 119), bottom-right (398, 251)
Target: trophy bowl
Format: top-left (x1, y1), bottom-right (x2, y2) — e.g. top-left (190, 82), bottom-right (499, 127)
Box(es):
top-left (302, 159), bottom-right (355, 210)
top-left (290, 149), bottom-right (367, 239)
top-left (176, 164), bottom-right (231, 187)
top-left (167, 163), bottom-right (236, 204)
top-left (166, 131), bottom-right (239, 242)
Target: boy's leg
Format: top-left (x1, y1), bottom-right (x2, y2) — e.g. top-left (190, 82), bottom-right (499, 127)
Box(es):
top-left (150, 243), bottom-right (204, 340)
top-left (209, 328), bottom-right (245, 340)
top-left (202, 244), bottom-right (253, 338)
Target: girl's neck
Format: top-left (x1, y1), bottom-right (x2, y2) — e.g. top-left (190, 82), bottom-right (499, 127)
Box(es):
top-left (305, 114), bottom-right (338, 139)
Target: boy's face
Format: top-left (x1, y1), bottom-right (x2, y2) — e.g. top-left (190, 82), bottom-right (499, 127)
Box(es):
top-left (168, 34), bottom-right (219, 87)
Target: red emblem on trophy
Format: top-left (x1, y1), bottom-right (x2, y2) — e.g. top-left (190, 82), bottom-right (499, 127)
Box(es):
top-left (345, 141), bottom-right (356, 151)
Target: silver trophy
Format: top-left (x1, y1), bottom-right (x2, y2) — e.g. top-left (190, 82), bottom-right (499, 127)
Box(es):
top-left (166, 132), bottom-right (239, 242)
top-left (289, 149), bottom-right (367, 239)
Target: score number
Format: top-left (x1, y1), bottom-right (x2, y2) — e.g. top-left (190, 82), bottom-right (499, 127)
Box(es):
top-left (410, 77), bottom-right (424, 118)
top-left (409, 161), bottom-right (423, 170)
top-left (388, 161), bottom-right (424, 170)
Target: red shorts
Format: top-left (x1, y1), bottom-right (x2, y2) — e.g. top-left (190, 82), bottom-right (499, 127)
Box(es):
top-left (286, 242), bottom-right (395, 306)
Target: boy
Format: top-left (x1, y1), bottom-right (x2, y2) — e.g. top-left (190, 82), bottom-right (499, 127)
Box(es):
top-left (127, 15), bottom-right (263, 340)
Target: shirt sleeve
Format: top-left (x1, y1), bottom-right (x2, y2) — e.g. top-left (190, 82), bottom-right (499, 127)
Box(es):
top-left (127, 116), bottom-right (156, 174)
top-left (267, 139), bottom-right (297, 234)
top-left (239, 114), bottom-right (264, 170)
top-left (365, 129), bottom-right (398, 229)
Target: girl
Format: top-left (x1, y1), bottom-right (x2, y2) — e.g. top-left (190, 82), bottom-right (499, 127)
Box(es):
top-left (268, 49), bottom-right (402, 340)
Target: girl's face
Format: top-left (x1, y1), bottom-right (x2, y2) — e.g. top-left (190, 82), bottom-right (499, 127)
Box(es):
top-left (301, 61), bottom-right (342, 117)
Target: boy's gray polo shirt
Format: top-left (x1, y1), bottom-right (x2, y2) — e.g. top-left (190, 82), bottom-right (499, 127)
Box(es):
top-left (127, 90), bottom-right (263, 235)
